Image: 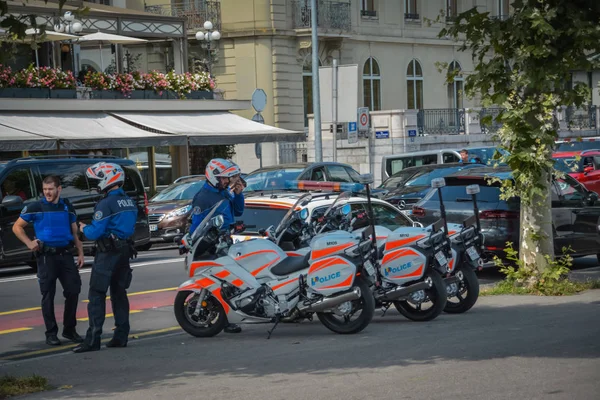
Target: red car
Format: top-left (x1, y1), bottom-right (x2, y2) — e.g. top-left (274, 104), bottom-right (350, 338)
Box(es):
top-left (553, 150), bottom-right (600, 194)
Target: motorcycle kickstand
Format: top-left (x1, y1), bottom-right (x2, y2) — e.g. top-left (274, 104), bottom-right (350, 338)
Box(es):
top-left (380, 302), bottom-right (392, 318)
top-left (267, 314), bottom-right (282, 340)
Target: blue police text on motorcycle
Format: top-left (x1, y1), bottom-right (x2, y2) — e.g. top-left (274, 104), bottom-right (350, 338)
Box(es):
top-left (12, 175), bottom-right (85, 346)
top-left (187, 158), bottom-right (245, 334)
top-left (73, 162), bottom-right (138, 353)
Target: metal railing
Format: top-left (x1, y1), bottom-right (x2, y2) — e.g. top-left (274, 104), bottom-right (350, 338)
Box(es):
top-left (479, 107), bottom-right (504, 134)
top-left (404, 13), bottom-right (420, 20)
top-left (145, 1), bottom-right (221, 31)
top-left (291, 0), bottom-right (351, 31)
top-left (279, 141), bottom-right (308, 164)
top-left (565, 105), bottom-right (597, 131)
top-left (417, 108), bottom-right (465, 135)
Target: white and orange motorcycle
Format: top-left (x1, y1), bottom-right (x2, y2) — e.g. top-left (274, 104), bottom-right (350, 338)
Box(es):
top-left (174, 191), bottom-right (377, 338)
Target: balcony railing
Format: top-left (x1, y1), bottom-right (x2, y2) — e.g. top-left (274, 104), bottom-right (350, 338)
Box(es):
top-left (404, 13), bottom-right (420, 20)
top-left (145, 1), bottom-right (221, 31)
top-left (417, 109), bottom-right (465, 135)
top-left (291, 0), bottom-right (351, 31)
top-left (565, 105), bottom-right (597, 131)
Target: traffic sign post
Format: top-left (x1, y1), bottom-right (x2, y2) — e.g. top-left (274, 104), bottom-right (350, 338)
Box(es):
top-left (348, 121), bottom-right (358, 144)
top-left (358, 107), bottom-right (369, 133)
top-left (251, 109), bottom-right (265, 168)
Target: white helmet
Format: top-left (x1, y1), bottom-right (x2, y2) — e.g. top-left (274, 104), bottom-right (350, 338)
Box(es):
top-left (86, 162), bottom-right (125, 192)
top-left (205, 158), bottom-right (240, 188)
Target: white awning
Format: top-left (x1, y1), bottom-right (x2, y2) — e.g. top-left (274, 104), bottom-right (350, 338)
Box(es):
top-left (0, 112), bottom-right (187, 149)
top-left (0, 123), bottom-right (57, 151)
top-left (111, 111), bottom-right (303, 145)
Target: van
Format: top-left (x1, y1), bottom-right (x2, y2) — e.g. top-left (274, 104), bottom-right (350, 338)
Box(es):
top-left (0, 156), bottom-right (150, 270)
top-left (381, 146), bottom-right (507, 182)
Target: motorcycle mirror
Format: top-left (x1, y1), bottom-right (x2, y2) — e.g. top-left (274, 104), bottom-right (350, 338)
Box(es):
top-left (466, 184), bottom-right (480, 195)
top-left (431, 177), bottom-right (446, 188)
top-left (299, 208), bottom-right (309, 220)
top-left (212, 215), bottom-right (225, 228)
top-left (341, 203), bottom-right (352, 216)
top-left (413, 221), bottom-right (424, 228)
top-left (357, 174), bottom-right (374, 185)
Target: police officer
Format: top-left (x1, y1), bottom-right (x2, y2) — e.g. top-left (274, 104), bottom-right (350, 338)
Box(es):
top-left (188, 158), bottom-right (244, 333)
top-left (73, 162), bottom-right (138, 353)
top-left (12, 175), bottom-right (85, 346)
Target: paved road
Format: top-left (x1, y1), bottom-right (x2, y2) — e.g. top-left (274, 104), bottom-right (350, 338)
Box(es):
top-left (1, 290), bottom-right (599, 400)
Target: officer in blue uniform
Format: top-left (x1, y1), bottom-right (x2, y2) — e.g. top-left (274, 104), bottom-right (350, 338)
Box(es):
top-left (12, 175), bottom-right (85, 346)
top-left (73, 162), bottom-right (138, 353)
top-left (188, 158), bottom-right (244, 333)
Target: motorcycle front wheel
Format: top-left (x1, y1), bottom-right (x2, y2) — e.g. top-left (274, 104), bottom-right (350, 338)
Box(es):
top-left (444, 265), bottom-right (480, 314)
top-left (317, 278), bottom-right (375, 334)
top-left (393, 270), bottom-right (447, 322)
top-left (174, 291), bottom-right (228, 337)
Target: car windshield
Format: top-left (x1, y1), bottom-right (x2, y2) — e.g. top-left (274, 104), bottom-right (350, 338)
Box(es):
top-left (466, 148), bottom-right (509, 165)
top-left (555, 141), bottom-right (600, 152)
top-left (404, 168), bottom-right (465, 187)
top-left (236, 206), bottom-right (290, 232)
top-left (553, 157), bottom-right (581, 173)
top-left (381, 169), bottom-right (420, 188)
top-left (151, 180), bottom-right (204, 202)
top-left (244, 168), bottom-right (304, 192)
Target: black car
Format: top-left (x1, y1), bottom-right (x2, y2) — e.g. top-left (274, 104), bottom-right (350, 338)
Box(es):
top-left (0, 156), bottom-right (150, 270)
top-left (380, 163), bottom-right (484, 214)
top-left (411, 166), bottom-right (600, 261)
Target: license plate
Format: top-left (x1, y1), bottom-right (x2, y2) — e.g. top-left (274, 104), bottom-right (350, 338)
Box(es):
top-left (149, 224), bottom-right (158, 232)
top-left (435, 251), bottom-right (448, 267)
top-left (467, 246), bottom-right (480, 261)
top-left (363, 260), bottom-right (375, 276)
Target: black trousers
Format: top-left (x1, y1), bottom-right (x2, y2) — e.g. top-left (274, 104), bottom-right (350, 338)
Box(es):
top-left (36, 252), bottom-right (82, 337)
top-left (84, 247), bottom-right (133, 348)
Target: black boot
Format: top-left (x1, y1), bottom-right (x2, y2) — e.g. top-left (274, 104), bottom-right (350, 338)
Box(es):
top-left (46, 335), bottom-right (61, 346)
top-left (224, 323), bottom-right (242, 333)
top-left (62, 330), bottom-right (84, 343)
top-left (72, 343), bottom-right (100, 353)
top-left (106, 338), bottom-right (127, 348)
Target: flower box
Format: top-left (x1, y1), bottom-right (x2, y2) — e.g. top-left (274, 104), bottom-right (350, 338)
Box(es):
top-left (186, 90), bottom-right (214, 100)
top-left (90, 90), bottom-right (126, 99)
top-left (49, 89), bottom-right (77, 99)
top-left (143, 90), bottom-right (169, 100)
top-left (0, 88), bottom-right (50, 98)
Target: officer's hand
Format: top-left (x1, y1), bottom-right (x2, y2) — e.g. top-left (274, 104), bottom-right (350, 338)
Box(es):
top-left (76, 253), bottom-right (85, 269)
top-left (232, 181), bottom-right (244, 195)
top-left (27, 240), bottom-right (40, 252)
top-left (78, 221), bottom-right (87, 231)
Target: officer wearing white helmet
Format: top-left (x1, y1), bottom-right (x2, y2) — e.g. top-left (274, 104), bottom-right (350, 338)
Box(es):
top-left (73, 162), bottom-right (138, 353)
top-left (187, 158), bottom-right (245, 333)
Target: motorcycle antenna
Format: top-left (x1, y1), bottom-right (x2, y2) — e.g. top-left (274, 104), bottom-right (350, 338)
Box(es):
top-left (431, 178), bottom-right (451, 248)
top-left (360, 174), bottom-right (379, 255)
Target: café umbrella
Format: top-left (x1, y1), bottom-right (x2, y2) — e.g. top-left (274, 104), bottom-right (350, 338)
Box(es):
top-left (76, 32), bottom-right (148, 72)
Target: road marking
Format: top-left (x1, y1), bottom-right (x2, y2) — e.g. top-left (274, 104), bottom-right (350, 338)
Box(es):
top-left (82, 287), bottom-right (177, 303)
top-left (0, 307), bottom-right (41, 316)
top-left (0, 326), bottom-right (181, 361)
top-left (77, 309), bottom-right (143, 322)
top-left (0, 257), bottom-right (184, 284)
top-left (0, 327), bottom-right (33, 335)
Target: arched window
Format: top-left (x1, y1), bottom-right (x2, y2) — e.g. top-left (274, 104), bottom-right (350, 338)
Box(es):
top-left (302, 58), bottom-right (322, 127)
top-left (406, 59), bottom-right (423, 109)
top-left (447, 60), bottom-right (463, 109)
top-left (363, 57), bottom-right (381, 111)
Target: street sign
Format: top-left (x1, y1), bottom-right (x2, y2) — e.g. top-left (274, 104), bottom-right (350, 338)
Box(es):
top-left (408, 129), bottom-right (417, 137)
top-left (358, 107), bottom-right (369, 132)
top-left (255, 142), bottom-right (262, 159)
top-left (375, 130), bottom-right (390, 139)
top-left (251, 89), bottom-right (267, 113)
top-left (251, 113), bottom-right (264, 124)
top-left (348, 121), bottom-right (358, 144)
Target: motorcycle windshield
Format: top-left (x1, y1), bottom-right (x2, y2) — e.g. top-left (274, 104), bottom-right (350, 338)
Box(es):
top-left (275, 193), bottom-right (312, 235)
top-left (190, 199), bottom-right (226, 243)
top-left (323, 191), bottom-right (352, 218)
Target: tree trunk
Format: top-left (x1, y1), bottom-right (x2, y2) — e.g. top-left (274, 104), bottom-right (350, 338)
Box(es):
top-left (519, 169), bottom-right (554, 285)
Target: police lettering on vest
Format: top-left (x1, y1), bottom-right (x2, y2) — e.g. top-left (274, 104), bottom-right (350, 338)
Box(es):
top-left (20, 198), bottom-right (76, 248)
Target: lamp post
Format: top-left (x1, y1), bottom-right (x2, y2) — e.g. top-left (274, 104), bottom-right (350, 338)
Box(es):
top-left (55, 12), bottom-right (83, 73)
top-left (195, 21), bottom-right (221, 77)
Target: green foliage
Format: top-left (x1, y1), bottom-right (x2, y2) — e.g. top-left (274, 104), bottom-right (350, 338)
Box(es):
top-left (0, 375), bottom-right (50, 399)
top-left (485, 243), bottom-right (592, 296)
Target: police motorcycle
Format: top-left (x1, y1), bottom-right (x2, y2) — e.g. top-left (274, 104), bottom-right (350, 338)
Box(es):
top-left (174, 189), bottom-right (376, 338)
top-left (313, 181), bottom-right (450, 323)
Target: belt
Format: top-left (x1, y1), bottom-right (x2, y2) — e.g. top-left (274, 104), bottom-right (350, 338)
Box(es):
top-left (95, 235), bottom-right (132, 252)
top-left (38, 243), bottom-right (73, 255)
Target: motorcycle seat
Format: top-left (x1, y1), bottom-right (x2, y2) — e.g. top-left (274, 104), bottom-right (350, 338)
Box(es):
top-left (271, 252), bottom-right (311, 276)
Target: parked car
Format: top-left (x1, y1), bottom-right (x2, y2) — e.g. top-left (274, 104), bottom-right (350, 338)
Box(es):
top-left (232, 191), bottom-right (418, 245)
top-left (555, 137), bottom-right (600, 152)
top-left (553, 150), bottom-right (600, 194)
top-left (146, 175), bottom-right (206, 249)
top-left (411, 166), bottom-right (600, 262)
top-left (381, 146), bottom-right (508, 182)
top-left (380, 163), bottom-right (485, 214)
top-left (0, 156), bottom-right (150, 270)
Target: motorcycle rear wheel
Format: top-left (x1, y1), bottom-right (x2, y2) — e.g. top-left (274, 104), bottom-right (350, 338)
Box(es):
top-left (444, 265), bottom-right (479, 314)
top-left (393, 270), bottom-right (447, 322)
top-left (317, 278), bottom-right (375, 334)
top-left (174, 291), bottom-right (227, 337)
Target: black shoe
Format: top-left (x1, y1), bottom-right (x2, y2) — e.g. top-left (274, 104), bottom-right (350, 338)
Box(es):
top-left (72, 343), bottom-right (100, 353)
top-left (46, 335), bottom-right (61, 346)
top-left (106, 339), bottom-right (127, 348)
top-left (224, 324), bottom-right (242, 334)
top-left (62, 331), bottom-right (84, 343)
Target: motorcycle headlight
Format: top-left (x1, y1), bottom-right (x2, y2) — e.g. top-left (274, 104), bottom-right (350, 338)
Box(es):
top-left (166, 205), bottom-right (192, 219)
